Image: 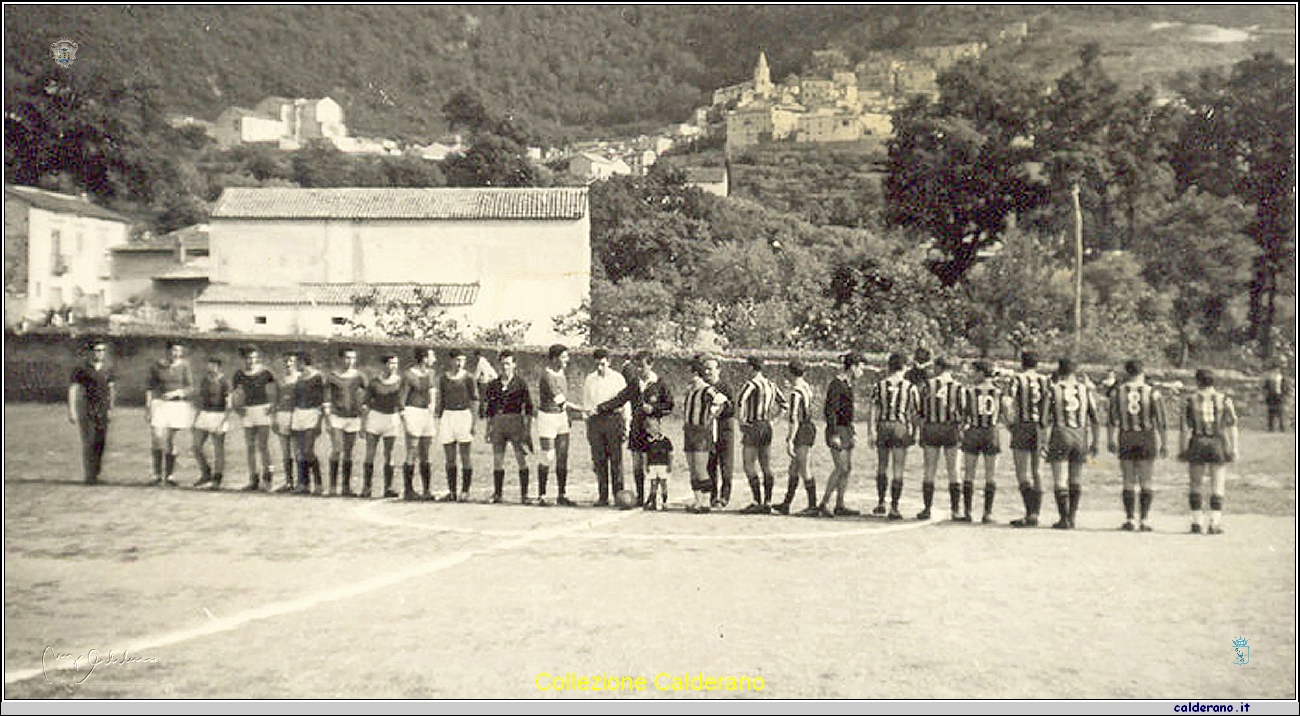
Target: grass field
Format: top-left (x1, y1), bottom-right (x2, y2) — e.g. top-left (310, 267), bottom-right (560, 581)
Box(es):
top-left (3, 403), bottom-right (1295, 699)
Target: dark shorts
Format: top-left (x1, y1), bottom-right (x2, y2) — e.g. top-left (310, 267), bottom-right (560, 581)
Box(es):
top-left (875, 421), bottom-right (913, 449)
top-left (1009, 423), bottom-right (1043, 452)
top-left (1117, 430), bottom-right (1158, 462)
top-left (1187, 435), bottom-right (1229, 464)
top-left (489, 414), bottom-right (529, 450)
top-left (741, 422), bottom-right (774, 448)
top-left (684, 424), bottom-right (715, 453)
top-left (961, 426), bottom-right (1001, 456)
top-left (1046, 426), bottom-right (1089, 464)
top-left (792, 422), bottom-right (816, 448)
top-left (919, 422), bottom-right (960, 448)
top-left (825, 424), bottom-right (855, 451)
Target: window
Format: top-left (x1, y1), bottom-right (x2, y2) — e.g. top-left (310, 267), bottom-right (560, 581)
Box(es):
top-left (254, 316), bottom-right (267, 325)
top-left (331, 316), bottom-right (347, 326)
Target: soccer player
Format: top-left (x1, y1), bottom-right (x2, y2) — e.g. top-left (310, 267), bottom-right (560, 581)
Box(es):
top-left (1180, 369), bottom-right (1239, 535)
top-left (774, 359), bottom-right (818, 516)
top-left (1044, 358), bottom-right (1101, 529)
top-left (362, 354), bottom-right (403, 498)
top-left (868, 353), bottom-right (921, 520)
top-left (684, 356), bottom-right (728, 513)
top-left (1009, 351), bottom-right (1052, 528)
top-left (583, 348), bottom-right (629, 507)
top-left (643, 418), bottom-right (673, 511)
top-left (1263, 367), bottom-right (1287, 432)
top-left (325, 347), bottom-right (367, 497)
top-left (68, 340), bottom-right (116, 485)
top-left (819, 351), bottom-right (866, 518)
top-left (436, 348), bottom-right (478, 502)
top-left (271, 352), bottom-right (300, 493)
top-left (192, 355), bottom-right (233, 491)
top-left (399, 347), bottom-right (438, 500)
top-left (904, 347), bottom-right (932, 387)
top-left (1107, 359), bottom-right (1168, 532)
top-left (599, 351), bottom-right (674, 507)
top-left (145, 341), bottom-right (194, 487)
top-left (484, 350), bottom-right (535, 504)
top-left (291, 351), bottom-right (326, 495)
top-left (917, 357), bottom-right (963, 520)
top-left (534, 345), bottom-right (573, 506)
top-left (233, 345), bottom-right (277, 491)
top-left (706, 359), bottom-right (738, 509)
top-left (959, 361), bottom-right (1009, 523)
top-left (737, 357), bottom-right (785, 514)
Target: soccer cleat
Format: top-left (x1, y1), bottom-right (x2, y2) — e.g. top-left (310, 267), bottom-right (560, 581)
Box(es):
top-left (242, 479), bottom-right (260, 492)
top-left (642, 500), bottom-right (656, 511)
top-left (193, 475), bottom-right (213, 488)
top-left (1121, 521), bottom-right (1136, 531)
top-left (1010, 516), bottom-right (1039, 528)
top-left (274, 482), bottom-right (295, 493)
top-left (887, 509), bottom-right (903, 521)
top-left (834, 506), bottom-right (861, 517)
top-left (537, 497), bottom-right (550, 507)
top-left (1206, 525), bottom-right (1224, 535)
top-left (818, 506), bottom-right (836, 519)
top-left (459, 490), bottom-right (470, 503)
top-left (383, 489), bottom-right (399, 498)
top-left (741, 503), bottom-right (768, 515)
top-left (956, 514), bottom-right (973, 523)
top-left (163, 477), bottom-right (179, 487)
top-left (772, 503), bottom-right (791, 516)
top-left (490, 493), bottom-right (504, 504)
top-left (1052, 519), bottom-right (1071, 530)
top-left (556, 496), bottom-right (576, 507)
top-left (981, 513), bottom-right (996, 525)
top-left (916, 509), bottom-right (931, 521)
top-left (1190, 523), bottom-right (1203, 534)
top-left (872, 503), bottom-right (887, 517)
top-left (658, 500), bottom-right (667, 512)
top-left (1139, 522), bottom-right (1154, 532)
top-left (697, 504), bottom-right (711, 514)
top-left (798, 506), bottom-right (821, 517)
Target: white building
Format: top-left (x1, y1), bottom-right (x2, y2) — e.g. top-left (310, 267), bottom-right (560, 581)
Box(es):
top-left (568, 152), bottom-right (634, 182)
top-left (212, 96), bottom-right (348, 151)
top-left (198, 187), bottom-right (591, 344)
top-left (5, 185), bottom-right (132, 319)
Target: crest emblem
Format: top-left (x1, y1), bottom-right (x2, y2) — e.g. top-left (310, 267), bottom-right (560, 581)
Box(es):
top-left (50, 38), bottom-right (79, 67)
top-left (1232, 636), bottom-right (1250, 666)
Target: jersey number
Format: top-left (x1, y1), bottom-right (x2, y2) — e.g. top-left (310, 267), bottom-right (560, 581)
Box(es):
top-left (1126, 390), bottom-right (1144, 416)
top-left (977, 395), bottom-right (997, 416)
top-left (1201, 398), bottom-right (1216, 427)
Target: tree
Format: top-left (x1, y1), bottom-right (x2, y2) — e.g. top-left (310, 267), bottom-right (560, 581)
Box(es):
top-left (290, 140), bottom-right (354, 188)
top-left (442, 134), bottom-right (540, 187)
top-left (1173, 53), bottom-right (1296, 358)
top-left (347, 287), bottom-right (466, 342)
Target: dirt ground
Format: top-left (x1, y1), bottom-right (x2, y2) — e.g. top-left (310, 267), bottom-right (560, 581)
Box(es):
top-left (3, 403), bottom-right (1295, 699)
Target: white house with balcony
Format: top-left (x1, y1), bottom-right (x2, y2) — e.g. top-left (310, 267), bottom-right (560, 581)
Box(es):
top-left (5, 185), bottom-right (133, 319)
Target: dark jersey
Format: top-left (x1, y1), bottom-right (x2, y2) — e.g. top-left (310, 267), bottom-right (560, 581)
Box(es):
top-left (196, 373), bottom-right (231, 412)
top-left (824, 376), bottom-right (854, 427)
top-left (275, 373), bottom-right (299, 411)
top-left (294, 370), bottom-right (326, 410)
top-left (366, 376), bottom-right (403, 414)
top-left (327, 371), bottom-right (368, 418)
top-left (401, 368), bottom-right (434, 409)
top-left (537, 368), bottom-right (569, 414)
top-left (70, 362), bottom-right (116, 418)
top-left (645, 436), bottom-right (673, 466)
top-left (232, 368), bottom-right (275, 407)
top-left (147, 359), bottom-right (193, 397)
top-left (437, 372), bottom-right (478, 413)
top-left (484, 375), bottom-right (535, 417)
top-left (713, 381), bottom-right (737, 423)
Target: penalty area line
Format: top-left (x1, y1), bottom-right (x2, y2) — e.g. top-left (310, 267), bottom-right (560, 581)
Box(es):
top-left (3, 509), bottom-right (633, 686)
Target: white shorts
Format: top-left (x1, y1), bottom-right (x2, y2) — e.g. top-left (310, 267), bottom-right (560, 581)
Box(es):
top-left (402, 406), bottom-right (436, 437)
top-left (274, 410), bottom-right (294, 436)
top-left (328, 414), bottom-right (362, 433)
top-left (536, 410), bottom-right (570, 440)
top-left (290, 407), bottom-right (322, 432)
top-left (648, 464), bottom-right (670, 481)
top-left (439, 409), bottom-right (474, 445)
top-left (150, 400), bottom-right (194, 430)
top-left (365, 411), bottom-right (399, 437)
top-left (240, 404), bottom-right (272, 428)
top-left (193, 410), bottom-right (229, 434)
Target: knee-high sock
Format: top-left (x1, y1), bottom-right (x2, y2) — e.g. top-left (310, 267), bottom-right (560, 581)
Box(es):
top-left (152, 448), bottom-right (164, 478)
top-left (889, 479), bottom-right (903, 509)
top-left (1019, 485), bottom-right (1033, 515)
top-left (921, 482), bottom-right (935, 511)
top-left (747, 473), bottom-right (762, 504)
top-left (555, 468), bottom-right (567, 497)
top-left (402, 463), bottom-right (415, 496)
top-left (461, 468), bottom-right (473, 493)
top-left (446, 464), bottom-right (458, 494)
top-left (493, 469), bottom-right (505, 497)
top-left (1055, 489), bottom-right (1069, 520)
top-left (1122, 488), bottom-right (1135, 520)
top-left (1139, 489), bottom-right (1153, 521)
top-left (283, 459), bottom-right (295, 486)
top-left (634, 465), bottom-right (646, 502)
top-left (762, 472), bottom-right (774, 504)
top-left (363, 462), bottom-right (374, 494)
top-left (164, 453), bottom-right (176, 478)
top-left (298, 459), bottom-right (310, 489)
top-left (983, 483), bottom-right (996, 516)
top-left (341, 460), bottom-right (353, 494)
top-left (804, 479), bottom-right (817, 509)
top-left (962, 480), bottom-right (974, 516)
top-left (949, 483), bottom-right (962, 514)
top-left (537, 464), bottom-right (549, 497)
top-left (419, 462), bottom-right (432, 495)
top-left (383, 464), bottom-right (394, 493)
top-left (1030, 488), bottom-right (1042, 517)
top-left (1068, 485), bottom-right (1081, 523)
top-left (782, 472), bottom-right (800, 507)
top-left (329, 458), bottom-right (340, 493)
top-left (876, 474), bottom-right (888, 504)
top-left (519, 467), bottom-right (530, 500)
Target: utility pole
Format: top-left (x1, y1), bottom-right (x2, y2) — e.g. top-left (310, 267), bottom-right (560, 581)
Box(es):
top-left (1071, 183), bottom-right (1083, 349)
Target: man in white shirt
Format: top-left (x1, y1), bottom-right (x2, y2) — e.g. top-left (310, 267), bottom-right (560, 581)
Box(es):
top-left (583, 348), bottom-right (629, 507)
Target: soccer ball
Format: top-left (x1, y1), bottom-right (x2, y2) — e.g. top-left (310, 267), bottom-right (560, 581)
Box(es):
top-left (615, 490), bottom-right (637, 510)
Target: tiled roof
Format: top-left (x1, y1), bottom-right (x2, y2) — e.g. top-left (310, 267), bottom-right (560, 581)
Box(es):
top-left (5, 185), bottom-right (131, 223)
top-left (153, 258), bottom-right (211, 281)
top-left (210, 187), bottom-right (587, 220)
top-left (196, 282), bottom-right (480, 307)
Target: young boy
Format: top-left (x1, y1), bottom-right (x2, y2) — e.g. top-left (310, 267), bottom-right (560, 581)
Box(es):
top-left (643, 418), bottom-right (673, 511)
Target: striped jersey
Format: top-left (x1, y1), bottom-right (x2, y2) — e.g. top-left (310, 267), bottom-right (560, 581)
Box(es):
top-left (1108, 380), bottom-right (1167, 432)
top-left (787, 380), bottom-right (814, 425)
top-left (962, 381), bottom-right (1005, 428)
top-left (684, 381), bottom-right (726, 427)
top-left (920, 374), bottom-right (963, 424)
top-left (871, 374), bottom-right (920, 426)
top-left (1045, 379), bottom-right (1099, 429)
top-left (1011, 370), bottom-right (1051, 424)
top-left (1183, 389), bottom-right (1237, 437)
top-left (738, 374), bottom-right (783, 423)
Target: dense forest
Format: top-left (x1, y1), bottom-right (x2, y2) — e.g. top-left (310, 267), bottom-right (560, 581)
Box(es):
top-left (5, 5), bottom-right (1294, 140)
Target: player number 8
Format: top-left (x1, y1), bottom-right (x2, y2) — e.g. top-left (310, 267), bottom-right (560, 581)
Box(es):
top-left (1126, 391), bottom-right (1143, 416)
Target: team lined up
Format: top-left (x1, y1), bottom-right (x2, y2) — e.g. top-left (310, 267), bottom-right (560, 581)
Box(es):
top-left (68, 341), bottom-right (1240, 532)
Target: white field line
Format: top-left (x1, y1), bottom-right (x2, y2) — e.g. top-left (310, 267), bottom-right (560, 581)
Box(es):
top-left (3, 509), bottom-right (634, 686)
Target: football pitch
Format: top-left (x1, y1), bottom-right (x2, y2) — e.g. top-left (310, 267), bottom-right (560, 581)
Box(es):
top-left (3, 403), bottom-right (1295, 699)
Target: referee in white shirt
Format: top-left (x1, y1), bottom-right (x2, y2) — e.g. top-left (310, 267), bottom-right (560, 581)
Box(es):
top-left (583, 348), bottom-right (629, 507)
